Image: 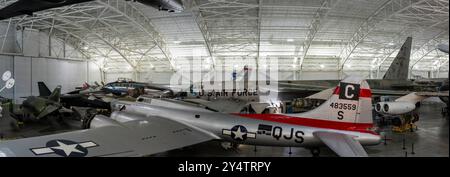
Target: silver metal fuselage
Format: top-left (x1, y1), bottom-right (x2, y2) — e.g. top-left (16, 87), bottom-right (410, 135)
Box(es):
top-left (120, 101), bottom-right (381, 148)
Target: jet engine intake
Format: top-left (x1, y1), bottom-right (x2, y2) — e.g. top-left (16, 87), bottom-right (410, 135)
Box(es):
top-left (375, 102), bottom-right (416, 115)
top-left (88, 114), bottom-right (121, 129)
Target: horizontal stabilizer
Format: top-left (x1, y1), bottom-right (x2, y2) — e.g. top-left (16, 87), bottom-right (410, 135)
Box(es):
top-left (313, 131), bottom-right (368, 157)
top-left (395, 91), bottom-right (449, 103)
top-left (305, 87), bottom-right (334, 100)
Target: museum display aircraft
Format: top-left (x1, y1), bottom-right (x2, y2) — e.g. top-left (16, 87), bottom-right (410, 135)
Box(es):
top-left (38, 82), bottom-right (111, 110)
top-left (8, 85), bottom-right (83, 130)
top-left (0, 76), bottom-right (381, 157)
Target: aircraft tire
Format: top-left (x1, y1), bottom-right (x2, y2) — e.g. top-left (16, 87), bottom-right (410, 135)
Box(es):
top-left (310, 148), bottom-right (320, 157)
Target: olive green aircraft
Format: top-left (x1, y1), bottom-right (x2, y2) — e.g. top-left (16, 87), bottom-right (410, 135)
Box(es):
top-left (9, 85), bottom-right (63, 122)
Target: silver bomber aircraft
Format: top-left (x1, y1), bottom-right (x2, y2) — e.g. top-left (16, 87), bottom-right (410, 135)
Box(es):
top-left (0, 76), bottom-right (381, 157)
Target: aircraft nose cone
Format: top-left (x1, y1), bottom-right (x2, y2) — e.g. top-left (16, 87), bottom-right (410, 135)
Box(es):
top-left (370, 134), bottom-right (383, 145)
top-left (167, 0), bottom-right (185, 12)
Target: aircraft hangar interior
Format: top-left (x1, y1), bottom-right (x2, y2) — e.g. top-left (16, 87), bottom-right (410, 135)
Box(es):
top-left (0, 0), bottom-right (448, 159)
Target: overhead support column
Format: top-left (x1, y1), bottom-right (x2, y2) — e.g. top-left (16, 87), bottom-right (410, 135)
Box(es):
top-left (187, 0), bottom-right (216, 68)
top-left (24, 18), bottom-right (100, 61)
top-left (410, 35), bottom-right (446, 77)
top-left (51, 12), bottom-right (137, 71)
top-left (96, 0), bottom-right (175, 70)
top-left (436, 57), bottom-right (449, 77)
top-left (256, 0), bottom-right (262, 89)
top-left (374, 20), bottom-right (448, 78)
top-left (0, 18), bottom-right (13, 53)
top-left (295, 0), bottom-right (337, 80)
top-left (186, 0), bottom-right (259, 72)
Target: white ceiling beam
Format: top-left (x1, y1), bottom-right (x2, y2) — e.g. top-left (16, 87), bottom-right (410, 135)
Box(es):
top-left (96, 0), bottom-right (175, 70)
top-left (338, 0), bottom-right (427, 70)
top-left (295, 0), bottom-right (338, 71)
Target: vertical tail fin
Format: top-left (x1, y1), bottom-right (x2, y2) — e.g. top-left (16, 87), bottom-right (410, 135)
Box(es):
top-left (48, 86), bottom-right (61, 102)
top-left (300, 76), bottom-right (373, 125)
top-left (37, 82), bottom-right (52, 97)
top-left (82, 82), bottom-right (90, 89)
top-left (383, 37), bottom-right (412, 80)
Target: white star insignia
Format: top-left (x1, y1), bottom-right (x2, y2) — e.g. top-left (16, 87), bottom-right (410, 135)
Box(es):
top-left (51, 141), bottom-right (83, 156)
top-left (232, 126), bottom-right (246, 140)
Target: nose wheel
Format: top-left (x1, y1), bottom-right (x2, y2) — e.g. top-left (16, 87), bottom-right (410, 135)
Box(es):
top-left (220, 142), bottom-right (239, 151)
top-left (310, 148), bottom-right (320, 157)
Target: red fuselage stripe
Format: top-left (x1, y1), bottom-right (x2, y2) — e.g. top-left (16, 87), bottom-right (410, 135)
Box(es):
top-left (333, 86), bottom-right (372, 98)
top-left (233, 113), bottom-right (377, 134)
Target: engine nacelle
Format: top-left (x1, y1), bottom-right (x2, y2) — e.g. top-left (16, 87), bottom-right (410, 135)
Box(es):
top-left (88, 115), bottom-right (121, 129)
top-left (375, 102), bottom-right (416, 115)
top-left (110, 111), bottom-right (146, 123)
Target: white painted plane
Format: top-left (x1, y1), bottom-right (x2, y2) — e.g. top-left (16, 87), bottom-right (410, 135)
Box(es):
top-left (375, 91), bottom-right (449, 115)
top-left (0, 76), bottom-right (381, 157)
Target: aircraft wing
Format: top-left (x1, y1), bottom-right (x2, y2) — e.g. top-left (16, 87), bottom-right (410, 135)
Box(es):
top-left (36, 105), bottom-right (60, 119)
top-left (279, 82), bottom-right (412, 97)
top-left (306, 88), bottom-right (335, 100)
top-left (0, 0), bottom-right (92, 20)
top-left (415, 91), bottom-right (449, 97)
top-left (394, 91), bottom-right (449, 102)
top-left (313, 131), bottom-right (368, 157)
top-left (0, 114), bottom-right (215, 157)
top-left (371, 89), bottom-right (411, 96)
top-left (277, 82), bottom-right (329, 92)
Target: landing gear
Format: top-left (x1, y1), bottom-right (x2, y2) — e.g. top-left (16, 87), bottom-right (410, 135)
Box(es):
top-left (442, 107), bottom-right (448, 117)
top-left (310, 148), bottom-right (320, 157)
top-left (9, 120), bottom-right (23, 131)
top-left (220, 142), bottom-right (232, 150)
top-left (392, 113), bottom-right (419, 133)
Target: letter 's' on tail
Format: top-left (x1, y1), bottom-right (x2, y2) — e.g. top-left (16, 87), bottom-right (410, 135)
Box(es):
top-left (300, 76), bottom-right (373, 125)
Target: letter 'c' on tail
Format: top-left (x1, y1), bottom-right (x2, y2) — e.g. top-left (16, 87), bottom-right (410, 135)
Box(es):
top-left (301, 76), bottom-right (373, 125)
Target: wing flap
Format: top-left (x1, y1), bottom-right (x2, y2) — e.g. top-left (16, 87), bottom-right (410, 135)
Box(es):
top-left (313, 131), bottom-right (368, 157)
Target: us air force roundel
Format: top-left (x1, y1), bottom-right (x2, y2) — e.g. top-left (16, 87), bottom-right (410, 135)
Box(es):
top-left (222, 125), bottom-right (256, 141)
top-left (30, 139), bottom-right (98, 157)
top-left (339, 82), bottom-right (360, 100)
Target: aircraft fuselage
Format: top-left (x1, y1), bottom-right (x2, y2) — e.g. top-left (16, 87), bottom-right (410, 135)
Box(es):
top-left (120, 102), bottom-right (381, 149)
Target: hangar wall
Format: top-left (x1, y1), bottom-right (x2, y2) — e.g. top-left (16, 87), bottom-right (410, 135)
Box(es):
top-left (16, 28), bottom-right (85, 59)
top-left (0, 24), bottom-right (102, 103)
top-left (0, 54), bottom-right (102, 103)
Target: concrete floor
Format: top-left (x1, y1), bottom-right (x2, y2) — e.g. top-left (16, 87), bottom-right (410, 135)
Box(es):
top-left (0, 102), bottom-right (448, 157)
